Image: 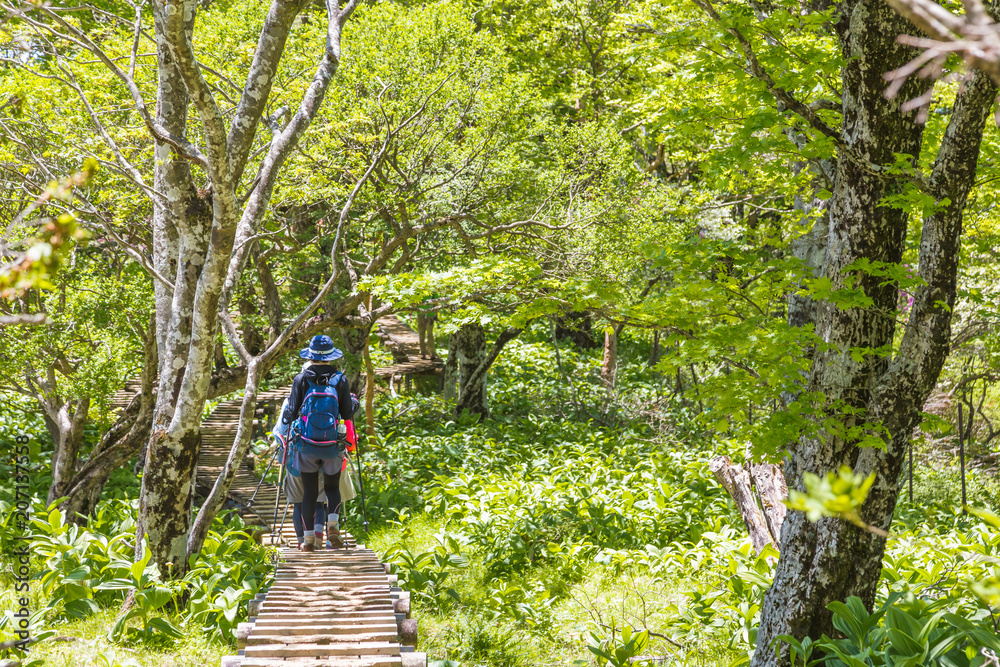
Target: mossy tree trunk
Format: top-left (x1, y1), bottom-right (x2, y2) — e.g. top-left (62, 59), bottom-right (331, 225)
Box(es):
top-left (746, 6), bottom-right (997, 662)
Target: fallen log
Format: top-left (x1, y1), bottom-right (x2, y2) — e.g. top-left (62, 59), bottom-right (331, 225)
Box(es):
top-left (709, 455), bottom-right (776, 555)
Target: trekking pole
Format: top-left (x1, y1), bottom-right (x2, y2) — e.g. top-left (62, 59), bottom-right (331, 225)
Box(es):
top-left (277, 494), bottom-right (290, 547)
top-left (353, 423), bottom-right (369, 531)
top-left (248, 443), bottom-right (280, 507)
top-left (270, 436), bottom-right (287, 544)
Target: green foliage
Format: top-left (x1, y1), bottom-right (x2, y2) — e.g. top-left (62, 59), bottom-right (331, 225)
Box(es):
top-left (1, 493), bottom-right (272, 647)
top-left (0, 162), bottom-right (94, 299)
top-left (361, 341), bottom-right (999, 665)
top-left (95, 538), bottom-right (183, 644)
top-left (586, 623), bottom-right (652, 667)
top-left (776, 594), bottom-right (1000, 667)
top-left (181, 523), bottom-right (272, 643)
top-left (3, 0), bottom-right (1000, 661)
top-left (31, 503), bottom-right (132, 620)
top-left (385, 533), bottom-right (469, 611)
top-left (0, 609), bottom-right (54, 667)
top-left (784, 466), bottom-right (877, 531)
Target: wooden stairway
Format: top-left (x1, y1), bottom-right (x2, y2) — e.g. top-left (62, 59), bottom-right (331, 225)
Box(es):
top-left (202, 390), bottom-right (427, 666)
top-left (104, 338), bottom-right (429, 664)
top-left (198, 386), bottom-right (292, 533)
top-left (198, 385), bottom-right (364, 547)
top-left (224, 546), bottom-right (425, 667)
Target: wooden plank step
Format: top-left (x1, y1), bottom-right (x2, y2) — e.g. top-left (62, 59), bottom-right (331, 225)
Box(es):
top-left (242, 641), bottom-right (401, 657)
top-left (273, 576), bottom-right (393, 584)
top-left (246, 631), bottom-right (400, 645)
top-left (258, 604), bottom-right (395, 615)
top-left (232, 658), bottom-right (403, 667)
top-left (267, 593), bottom-right (394, 601)
top-left (255, 610), bottom-right (396, 620)
top-left (261, 598), bottom-right (394, 608)
top-left (252, 617), bottom-right (399, 628)
top-left (250, 622), bottom-right (399, 634)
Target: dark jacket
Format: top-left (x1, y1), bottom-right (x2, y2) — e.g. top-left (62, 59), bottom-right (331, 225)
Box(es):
top-left (281, 365), bottom-right (353, 428)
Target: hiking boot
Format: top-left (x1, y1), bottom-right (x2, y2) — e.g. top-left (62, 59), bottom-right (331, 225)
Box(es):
top-left (301, 542), bottom-right (316, 552)
top-left (328, 526), bottom-right (344, 549)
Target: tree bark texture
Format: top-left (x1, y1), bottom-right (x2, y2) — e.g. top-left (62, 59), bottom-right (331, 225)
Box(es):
top-left (600, 329), bottom-right (618, 389)
top-left (339, 323), bottom-right (372, 390)
top-left (747, 460), bottom-right (787, 546)
top-left (443, 334), bottom-right (459, 402)
top-left (455, 323), bottom-right (487, 418)
top-left (455, 326), bottom-right (522, 420)
top-left (63, 321), bottom-right (158, 519)
top-left (752, 11), bottom-right (997, 663)
top-left (44, 396), bottom-right (90, 505)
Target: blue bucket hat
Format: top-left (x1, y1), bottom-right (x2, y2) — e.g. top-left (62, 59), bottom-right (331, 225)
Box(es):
top-left (300, 335), bottom-right (343, 362)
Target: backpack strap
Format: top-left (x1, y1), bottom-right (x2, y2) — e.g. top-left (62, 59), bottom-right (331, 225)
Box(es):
top-left (304, 376), bottom-right (325, 388)
top-left (305, 372), bottom-right (341, 387)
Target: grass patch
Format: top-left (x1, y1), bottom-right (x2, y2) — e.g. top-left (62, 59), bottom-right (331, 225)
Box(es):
top-left (1, 606), bottom-right (230, 667)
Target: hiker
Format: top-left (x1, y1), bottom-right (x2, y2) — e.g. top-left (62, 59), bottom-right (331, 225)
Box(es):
top-left (417, 296), bottom-right (438, 359)
top-left (281, 334), bottom-right (357, 551)
top-left (272, 398), bottom-right (330, 549)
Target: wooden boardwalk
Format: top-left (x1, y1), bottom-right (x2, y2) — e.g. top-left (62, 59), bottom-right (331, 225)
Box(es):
top-left (104, 320), bottom-right (431, 665)
top-left (224, 542), bottom-right (425, 666)
top-left (199, 386), bottom-right (295, 534)
top-left (373, 315), bottom-right (442, 379)
top-left (200, 391), bottom-right (427, 666)
top-left (109, 377), bottom-right (143, 411)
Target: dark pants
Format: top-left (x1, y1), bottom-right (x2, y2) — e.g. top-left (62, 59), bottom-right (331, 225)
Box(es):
top-left (292, 502), bottom-right (327, 545)
top-left (301, 469), bottom-right (342, 535)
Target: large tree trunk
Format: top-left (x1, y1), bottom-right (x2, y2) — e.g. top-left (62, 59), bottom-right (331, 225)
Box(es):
top-left (752, 15), bottom-right (996, 662)
top-left (442, 333), bottom-right (459, 401)
top-left (45, 395), bottom-right (91, 504)
top-left (138, 8), bottom-right (206, 568)
top-left (455, 323), bottom-right (487, 418)
top-left (455, 326), bottom-right (522, 420)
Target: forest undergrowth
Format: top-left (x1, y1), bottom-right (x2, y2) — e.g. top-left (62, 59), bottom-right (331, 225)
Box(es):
top-left (2, 335), bottom-right (999, 666)
top-left (359, 339), bottom-right (1000, 666)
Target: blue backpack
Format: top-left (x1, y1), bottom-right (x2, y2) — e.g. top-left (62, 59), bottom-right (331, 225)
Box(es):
top-left (299, 373), bottom-right (342, 446)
